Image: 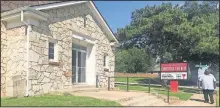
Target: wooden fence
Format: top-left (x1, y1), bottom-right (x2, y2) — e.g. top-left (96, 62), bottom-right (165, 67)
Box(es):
top-left (115, 72), bottom-right (159, 78)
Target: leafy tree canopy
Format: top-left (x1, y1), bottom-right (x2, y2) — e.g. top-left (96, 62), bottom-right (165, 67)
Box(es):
top-left (115, 1), bottom-right (219, 73)
top-left (116, 1), bottom-right (219, 61)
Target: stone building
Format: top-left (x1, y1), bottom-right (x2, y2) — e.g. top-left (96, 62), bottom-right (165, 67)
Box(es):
top-left (1, 1), bottom-right (119, 97)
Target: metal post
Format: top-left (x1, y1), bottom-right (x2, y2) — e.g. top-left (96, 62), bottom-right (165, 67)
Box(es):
top-left (167, 86), bottom-right (170, 103)
top-left (108, 77), bottom-right (110, 91)
top-left (127, 77), bottom-right (129, 92)
top-left (96, 75), bottom-right (98, 88)
top-left (148, 78), bottom-right (151, 93)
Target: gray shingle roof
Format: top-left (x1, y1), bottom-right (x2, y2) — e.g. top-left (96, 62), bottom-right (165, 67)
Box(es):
top-left (1, 1), bottom-right (61, 12)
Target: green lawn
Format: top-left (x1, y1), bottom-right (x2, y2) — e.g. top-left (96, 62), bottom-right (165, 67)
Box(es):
top-left (116, 85), bottom-right (193, 101)
top-left (115, 77), bottom-right (219, 102)
top-left (115, 77), bottom-right (146, 83)
top-left (1, 95), bottom-right (121, 106)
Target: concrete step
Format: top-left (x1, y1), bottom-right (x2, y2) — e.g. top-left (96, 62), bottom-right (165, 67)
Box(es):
top-left (55, 85), bottom-right (100, 93)
top-left (71, 88), bottom-right (100, 93)
top-left (133, 96), bottom-right (167, 106)
top-left (128, 96), bottom-right (158, 106)
top-left (72, 85), bottom-right (96, 88)
top-left (118, 94), bottom-right (149, 103)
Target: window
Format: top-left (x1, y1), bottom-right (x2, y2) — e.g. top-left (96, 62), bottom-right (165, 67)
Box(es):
top-left (104, 55), bottom-right (106, 67)
top-left (103, 54), bottom-right (108, 67)
top-left (49, 42), bottom-right (55, 60)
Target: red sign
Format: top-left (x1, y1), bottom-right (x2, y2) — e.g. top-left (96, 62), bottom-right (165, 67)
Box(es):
top-left (161, 63), bottom-right (188, 72)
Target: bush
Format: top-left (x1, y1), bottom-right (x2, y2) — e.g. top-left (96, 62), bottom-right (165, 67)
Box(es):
top-left (115, 47), bottom-right (153, 73)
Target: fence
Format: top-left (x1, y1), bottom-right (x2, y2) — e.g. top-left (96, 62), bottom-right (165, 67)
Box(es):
top-left (106, 76), bottom-right (171, 103)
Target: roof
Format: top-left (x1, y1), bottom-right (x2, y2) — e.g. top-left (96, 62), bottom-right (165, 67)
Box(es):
top-left (1, 1), bottom-right (61, 12)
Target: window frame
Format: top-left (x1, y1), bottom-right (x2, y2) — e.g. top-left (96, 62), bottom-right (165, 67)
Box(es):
top-left (103, 54), bottom-right (109, 69)
top-left (48, 38), bottom-right (58, 62)
top-left (49, 42), bottom-right (55, 60)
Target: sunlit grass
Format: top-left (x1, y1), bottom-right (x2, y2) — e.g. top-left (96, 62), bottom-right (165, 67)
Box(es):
top-left (1, 95), bottom-right (121, 106)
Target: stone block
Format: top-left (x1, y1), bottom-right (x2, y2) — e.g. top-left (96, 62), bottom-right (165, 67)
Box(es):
top-left (50, 73), bottom-right (56, 80)
top-left (42, 77), bottom-right (50, 83)
top-left (44, 72), bottom-right (50, 78)
top-left (29, 50), bottom-right (40, 62)
top-left (42, 83), bottom-right (52, 93)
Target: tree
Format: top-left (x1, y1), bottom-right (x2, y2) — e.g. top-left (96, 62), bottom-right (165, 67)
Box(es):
top-left (115, 1), bottom-right (219, 63)
top-left (115, 47), bottom-right (152, 73)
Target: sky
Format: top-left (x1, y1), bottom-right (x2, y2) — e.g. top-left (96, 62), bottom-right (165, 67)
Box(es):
top-left (94, 1), bottom-right (185, 33)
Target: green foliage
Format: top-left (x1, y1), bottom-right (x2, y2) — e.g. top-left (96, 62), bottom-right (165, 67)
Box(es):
top-left (116, 1), bottom-right (219, 66)
top-left (115, 47), bottom-right (152, 73)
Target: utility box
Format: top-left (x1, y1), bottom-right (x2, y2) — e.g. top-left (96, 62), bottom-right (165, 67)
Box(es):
top-left (170, 80), bottom-right (178, 92)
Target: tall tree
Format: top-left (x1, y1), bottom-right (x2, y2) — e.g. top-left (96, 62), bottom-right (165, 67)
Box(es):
top-left (116, 1), bottom-right (219, 62)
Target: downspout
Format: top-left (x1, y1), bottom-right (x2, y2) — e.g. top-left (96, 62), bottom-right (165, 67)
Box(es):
top-left (21, 10), bottom-right (31, 97)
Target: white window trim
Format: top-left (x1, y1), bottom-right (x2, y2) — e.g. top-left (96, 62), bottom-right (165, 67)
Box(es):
top-left (48, 38), bottom-right (58, 62)
top-left (104, 54), bottom-right (109, 69)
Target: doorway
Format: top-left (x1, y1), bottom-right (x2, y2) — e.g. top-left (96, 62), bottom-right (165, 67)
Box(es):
top-left (72, 44), bottom-right (87, 84)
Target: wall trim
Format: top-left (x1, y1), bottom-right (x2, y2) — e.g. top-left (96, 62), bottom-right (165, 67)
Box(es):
top-left (1, 7), bottom-right (48, 29)
top-left (32, 1), bottom-right (88, 10)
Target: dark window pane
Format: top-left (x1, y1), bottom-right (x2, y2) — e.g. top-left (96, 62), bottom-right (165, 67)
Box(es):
top-left (72, 50), bottom-right (76, 66)
top-left (78, 52), bottom-right (81, 67)
top-left (81, 46), bottom-right (87, 51)
top-left (49, 53), bottom-right (54, 59)
top-left (78, 68), bottom-right (86, 83)
top-left (72, 66), bottom-right (76, 83)
top-left (49, 42), bottom-right (55, 59)
top-left (49, 43), bottom-right (54, 48)
top-left (103, 55), bottom-right (106, 66)
top-left (49, 48), bottom-right (54, 54)
top-left (73, 44), bottom-right (80, 49)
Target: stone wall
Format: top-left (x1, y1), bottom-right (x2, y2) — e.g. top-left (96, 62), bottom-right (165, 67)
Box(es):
top-left (1, 23), bottom-right (27, 97)
top-left (1, 23), bottom-right (7, 96)
top-left (28, 3), bottom-right (115, 95)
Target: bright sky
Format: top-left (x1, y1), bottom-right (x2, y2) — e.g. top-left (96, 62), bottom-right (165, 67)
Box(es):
top-left (94, 1), bottom-right (185, 33)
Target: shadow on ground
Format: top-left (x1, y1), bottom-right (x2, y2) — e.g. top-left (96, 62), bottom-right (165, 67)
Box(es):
top-left (189, 98), bottom-right (205, 102)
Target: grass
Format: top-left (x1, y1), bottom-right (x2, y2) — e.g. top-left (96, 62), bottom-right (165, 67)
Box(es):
top-left (115, 77), bottom-right (220, 102)
top-left (115, 77), bottom-right (145, 83)
top-left (1, 94), bottom-right (121, 106)
top-left (116, 85), bottom-right (193, 101)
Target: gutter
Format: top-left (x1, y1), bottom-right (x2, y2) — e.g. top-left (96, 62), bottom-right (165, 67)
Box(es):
top-left (32, 1), bottom-right (88, 10)
top-left (21, 10), bottom-right (31, 97)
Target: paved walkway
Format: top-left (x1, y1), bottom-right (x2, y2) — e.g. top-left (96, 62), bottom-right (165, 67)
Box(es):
top-left (171, 94), bottom-right (217, 107)
top-left (72, 91), bottom-right (149, 101)
top-left (72, 90), bottom-right (217, 107)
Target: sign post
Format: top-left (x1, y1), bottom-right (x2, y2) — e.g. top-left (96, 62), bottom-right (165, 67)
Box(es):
top-left (160, 62), bottom-right (188, 93)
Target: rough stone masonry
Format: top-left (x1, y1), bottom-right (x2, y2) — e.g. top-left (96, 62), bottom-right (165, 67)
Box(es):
top-left (1, 3), bottom-right (115, 97)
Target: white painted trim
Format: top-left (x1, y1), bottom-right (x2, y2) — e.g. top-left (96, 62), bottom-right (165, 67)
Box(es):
top-left (32, 1), bottom-right (88, 10)
top-left (89, 1), bottom-right (119, 43)
top-left (1, 8), bottom-right (48, 29)
top-left (72, 34), bottom-right (95, 44)
top-left (1, 6), bottom-right (49, 19)
top-left (48, 38), bottom-right (59, 62)
top-left (2, 11), bottom-right (47, 22)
